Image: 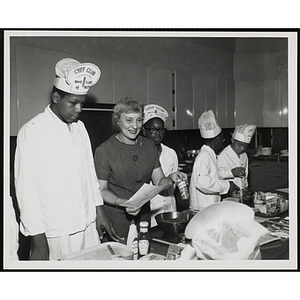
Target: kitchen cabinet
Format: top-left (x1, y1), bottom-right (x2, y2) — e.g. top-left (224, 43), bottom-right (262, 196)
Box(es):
top-left (147, 67), bottom-right (173, 130)
top-left (226, 80), bottom-right (235, 127)
top-left (175, 71), bottom-right (193, 130)
top-left (206, 77), bottom-right (217, 114)
top-left (264, 160), bottom-right (288, 191)
top-left (217, 79), bottom-right (235, 128)
top-left (249, 160), bottom-right (265, 191)
top-left (114, 61), bottom-right (147, 104)
top-left (193, 76), bottom-right (235, 129)
top-left (263, 79), bottom-right (281, 127)
top-left (193, 75), bottom-right (206, 129)
top-left (235, 80), bottom-right (263, 127)
top-left (235, 78), bottom-right (288, 128)
top-left (217, 79), bottom-right (227, 128)
top-left (281, 77), bottom-right (288, 127)
top-left (249, 159), bottom-right (288, 191)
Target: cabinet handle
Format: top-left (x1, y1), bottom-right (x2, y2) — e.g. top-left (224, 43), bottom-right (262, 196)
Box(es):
top-left (251, 165), bottom-right (261, 168)
top-left (274, 176), bottom-right (284, 179)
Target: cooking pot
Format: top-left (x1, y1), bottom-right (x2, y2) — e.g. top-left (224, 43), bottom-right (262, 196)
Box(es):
top-left (261, 147), bottom-right (272, 156)
top-left (180, 149), bottom-right (200, 162)
top-left (155, 211), bottom-right (192, 236)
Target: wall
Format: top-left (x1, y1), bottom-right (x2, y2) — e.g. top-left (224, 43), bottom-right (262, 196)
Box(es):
top-left (10, 36), bottom-right (288, 135)
top-left (9, 36), bottom-right (235, 135)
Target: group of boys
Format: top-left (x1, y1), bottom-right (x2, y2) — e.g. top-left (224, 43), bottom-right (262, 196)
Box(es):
top-left (10, 57), bottom-right (256, 261)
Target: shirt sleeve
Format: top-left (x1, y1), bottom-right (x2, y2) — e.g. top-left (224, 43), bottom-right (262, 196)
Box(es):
top-left (194, 154), bottom-right (230, 195)
top-left (217, 153), bottom-right (235, 179)
top-left (14, 124), bottom-right (47, 236)
top-left (81, 127), bottom-right (104, 207)
top-left (94, 144), bottom-right (111, 181)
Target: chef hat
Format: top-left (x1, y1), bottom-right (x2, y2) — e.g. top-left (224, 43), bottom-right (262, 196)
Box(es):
top-left (53, 58), bottom-right (101, 95)
top-left (232, 124), bottom-right (257, 143)
top-left (198, 110), bottom-right (222, 139)
top-left (143, 104), bottom-right (169, 125)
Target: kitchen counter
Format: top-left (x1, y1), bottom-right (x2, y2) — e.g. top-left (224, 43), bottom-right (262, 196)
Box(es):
top-left (148, 211), bottom-right (289, 260)
top-left (249, 155), bottom-right (288, 163)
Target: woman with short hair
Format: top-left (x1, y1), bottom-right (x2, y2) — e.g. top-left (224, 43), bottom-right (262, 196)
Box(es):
top-left (94, 97), bottom-right (185, 238)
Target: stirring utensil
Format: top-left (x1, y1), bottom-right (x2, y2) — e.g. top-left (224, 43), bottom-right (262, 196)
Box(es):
top-left (107, 244), bottom-right (123, 259)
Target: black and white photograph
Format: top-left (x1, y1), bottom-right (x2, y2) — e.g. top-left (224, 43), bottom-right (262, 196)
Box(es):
top-left (2, 30), bottom-right (297, 274)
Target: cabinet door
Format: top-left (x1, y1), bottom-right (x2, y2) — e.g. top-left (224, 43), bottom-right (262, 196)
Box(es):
top-left (263, 79), bottom-right (281, 127)
top-left (235, 81), bottom-right (263, 127)
top-left (226, 80), bottom-right (235, 128)
top-left (281, 77), bottom-right (288, 127)
top-left (147, 67), bottom-right (173, 130)
top-left (217, 79), bottom-right (226, 128)
top-left (206, 77), bottom-right (217, 114)
top-left (193, 75), bottom-right (206, 129)
top-left (264, 172), bottom-right (288, 191)
top-left (175, 71), bottom-right (193, 129)
top-left (248, 161), bottom-right (265, 191)
top-left (264, 160), bottom-right (288, 174)
top-left (114, 61), bottom-right (147, 104)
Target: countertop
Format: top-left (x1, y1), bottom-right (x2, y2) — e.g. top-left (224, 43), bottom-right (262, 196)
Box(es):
top-left (249, 155), bottom-right (288, 162)
top-left (148, 211), bottom-right (289, 260)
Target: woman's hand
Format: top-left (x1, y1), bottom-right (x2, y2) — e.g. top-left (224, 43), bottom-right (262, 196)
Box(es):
top-left (168, 171), bottom-right (188, 184)
top-left (125, 206), bottom-right (141, 216)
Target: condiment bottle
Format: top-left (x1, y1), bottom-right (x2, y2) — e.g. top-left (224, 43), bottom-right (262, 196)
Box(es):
top-left (127, 220), bottom-right (138, 260)
top-left (177, 178), bottom-right (189, 200)
top-left (138, 221), bottom-right (150, 257)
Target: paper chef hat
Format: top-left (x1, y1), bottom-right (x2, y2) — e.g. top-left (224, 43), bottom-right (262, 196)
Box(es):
top-left (232, 124), bottom-right (257, 143)
top-left (198, 110), bottom-right (222, 139)
top-left (54, 58), bottom-right (101, 95)
top-left (143, 104), bottom-right (169, 125)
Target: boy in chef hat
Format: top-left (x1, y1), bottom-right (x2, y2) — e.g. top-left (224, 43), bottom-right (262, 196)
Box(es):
top-left (189, 110), bottom-right (239, 211)
top-left (142, 104), bottom-right (179, 227)
top-left (218, 124), bottom-right (257, 190)
top-left (14, 58), bottom-right (121, 260)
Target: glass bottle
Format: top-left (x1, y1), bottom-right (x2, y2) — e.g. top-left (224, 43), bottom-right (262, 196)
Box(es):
top-left (138, 221), bottom-right (150, 257)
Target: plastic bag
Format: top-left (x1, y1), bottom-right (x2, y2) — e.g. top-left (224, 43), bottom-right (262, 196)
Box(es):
top-left (192, 217), bottom-right (268, 260)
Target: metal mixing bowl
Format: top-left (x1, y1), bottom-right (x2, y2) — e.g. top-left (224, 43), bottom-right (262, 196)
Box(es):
top-left (155, 211), bottom-right (192, 236)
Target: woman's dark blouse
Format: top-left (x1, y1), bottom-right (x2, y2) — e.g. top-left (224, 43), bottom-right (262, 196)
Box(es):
top-left (94, 134), bottom-right (160, 237)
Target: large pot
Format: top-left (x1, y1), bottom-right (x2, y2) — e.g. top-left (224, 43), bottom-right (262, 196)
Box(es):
top-left (155, 211), bottom-right (192, 236)
top-left (180, 149), bottom-right (200, 163)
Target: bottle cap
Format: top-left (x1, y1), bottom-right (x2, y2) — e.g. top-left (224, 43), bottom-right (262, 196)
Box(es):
top-left (131, 220), bottom-right (136, 225)
top-left (140, 221), bottom-right (148, 228)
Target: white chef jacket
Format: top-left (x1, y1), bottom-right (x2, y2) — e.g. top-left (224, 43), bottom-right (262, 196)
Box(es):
top-left (217, 145), bottom-right (249, 188)
top-left (150, 143), bottom-right (178, 227)
top-left (189, 145), bottom-right (230, 211)
top-left (8, 196), bottom-right (19, 260)
top-left (15, 105), bottom-right (103, 238)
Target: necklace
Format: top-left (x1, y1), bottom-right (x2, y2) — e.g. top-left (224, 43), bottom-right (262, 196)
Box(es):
top-left (116, 133), bottom-right (137, 145)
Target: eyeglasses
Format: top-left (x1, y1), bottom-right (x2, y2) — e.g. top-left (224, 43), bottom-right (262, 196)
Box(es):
top-left (145, 127), bottom-right (166, 134)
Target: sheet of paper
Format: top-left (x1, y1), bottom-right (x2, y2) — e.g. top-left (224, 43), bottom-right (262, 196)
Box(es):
top-left (120, 183), bottom-right (169, 209)
top-left (275, 188), bottom-right (289, 193)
